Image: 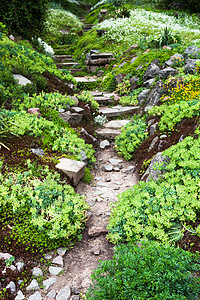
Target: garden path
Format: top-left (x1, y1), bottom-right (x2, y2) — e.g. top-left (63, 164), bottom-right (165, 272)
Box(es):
top-left (48, 143), bottom-right (138, 297)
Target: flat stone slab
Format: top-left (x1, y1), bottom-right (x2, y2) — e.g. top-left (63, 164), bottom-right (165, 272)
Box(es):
top-left (91, 53), bottom-right (114, 59)
top-left (28, 292), bottom-right (42, 300)
top-left (49, 266), bottom-right (63, 276)
top-left (56, 285), bottom-right (71, 300)
top-left (56, 62), bottom-right (80, 68)
top-left (74, 77), bottom-right (98, 83)
top-left (56, 158), bottom-right (85, 186)
top-left (13, 74), bottom-right (32, 86)
top-left (100, 106), bottom-right (139, 118)
top-left (104, 120), bottom-right (130, 129)
top-left (43, 278), bottom-right (57, 291)
top-left (93, 96), bottom-right (113, 104)
top-left (90, 92), bottom-right (103, 97)
top-left (96, 128), bottom-right (121, 140)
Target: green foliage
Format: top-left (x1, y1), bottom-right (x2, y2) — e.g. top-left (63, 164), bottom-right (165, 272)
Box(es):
top-left (82, 167), bottom-right (93, 184)
top-left (149, 77), bottom-right (200, 131)
top-left (117, 77), bottom-right (130, 95)
top-left (77, 80), bottom-right (100, 91)
top-left (118, 88), bottom-right (144, 105)
top-left (109, 135), bottom-right (200, 243)
top-left (76, 91), bottom-right (99, 111)
top-left (150, 26), bottom-right (182, 48)
top-left (115, 119), bottom-right (148, 160)
top-left (101, 73), bottom-right (117, 92)
top-left (0, 110), bottom-right (96, 164)
top-left (0, 0), bottom-right (48, 40)
top-left (87, 241), bottom-right (200, 299)
top-left (13, 92), bottom-right (76, 111)
top-left (0, 163), bottom-right (89, 250)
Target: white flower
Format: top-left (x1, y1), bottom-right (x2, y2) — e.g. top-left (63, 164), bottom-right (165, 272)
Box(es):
top-left (38, 38), bottom-right (54, 56)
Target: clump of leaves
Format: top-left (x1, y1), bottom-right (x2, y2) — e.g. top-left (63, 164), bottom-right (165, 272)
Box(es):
top-left (115, 118), bottom-right (148, 160)
top-left (87, 241), bottom-right (200, 300)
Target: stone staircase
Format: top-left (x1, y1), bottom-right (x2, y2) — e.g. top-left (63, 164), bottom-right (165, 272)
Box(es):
top-left (91, 92), bottom-right (139, 140)
top-left (53, 53), bottom-right (84, 75)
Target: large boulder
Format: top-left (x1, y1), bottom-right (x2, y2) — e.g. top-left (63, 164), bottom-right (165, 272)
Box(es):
top-left (137, 89), bottom-right (150, 105)
top-left (158, 67), bottom-right (178, 79)
top-left (184, 59), bottom-right (200, 74)
top-left (129, 76), bottom-right (139, 90)
top-left (164, 53), bottom-right (184, 67)
top-left (141, 152), bottom-right (170, 182)
top-left (143, 63), bottom-right (160, 82)
top-left (144, 80), bottom-right (166, 107)
top-left (184, 46), bottom-right (200, 59)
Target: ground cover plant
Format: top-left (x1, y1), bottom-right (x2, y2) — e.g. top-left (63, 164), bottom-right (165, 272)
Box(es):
top-left (108, 133), bottom-right (200, 244)
top-left (0, 110), bottom-right (96, 164)
top-left (86, 241), bottom-right (200, 299)
top-left (149, 76), bottom-right (200, 132)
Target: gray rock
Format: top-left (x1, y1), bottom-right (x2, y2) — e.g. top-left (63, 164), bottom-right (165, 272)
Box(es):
top-left (44, 253), bottom-right (53, 260)
top-left (71, 287), bottom-right (80, 295)
top-left (148, 136), bottom-right (159, 152)
top-left (80, 150), bottom-right (88, 164)
top-left (80, 128), bottom-right (97, 142)
top-left (143, 78), bottom-right (155, 88)
top-left (105, 175), bottom-right (111, 182)
top-left (100, 105), bottom-right (139, 118)
top-left (160, 134), bottom-right (167, 139)
top-left (43, 278), bottom-right (57, 291)
top-left (137, 89), bottom-right (150, 105)
top-left (115, 74), bottom-right (124, 84)
top-left (56, 285), bottom-right (71, 300)
top-left (53, 256), bottom-right (63, 267)
top-left (149, 122), bottom-right (158, 136)
top-left (184, 60), bottom-right (199, 74)
top-left (129, 76), bottom-right (139, 90)
top-left (6, 281), bottom-right (16, 293)
top-left (58, 108), bottom-right (65, 113)
top-left (184, 46), bottom-right (200, 59)
top-left (179, 135), bottom-right (185, 143)
top-left (13, 74), bottom-right (32, 86)
top-left (28, 292), bottom-right (42, 300)
top-left (102, 164), bottom-right (113, 172)
top-left (114, 167), bottom-right (120, 172)
top-left (57, 248), bottom-right (67, 256)
top-left (143, 63), bottom-right (160, 81)
top-left (26, 279), bottom-right (39, 291)
top-left (59, 111), bottom-right (83, 125)
top-left (32, 267), bottom-right (43, 277)
top-left (49, 266), bottom-right (63, 276)
top-left (164, 53), bottom-right (184, 67)
top-left (0, 252), bottom-right (13, 260)
top-left (31, 148), bottom-right (44, 156)
top-left (91, 247), bottom-right (101, 256)
top-left (100, 140), bottom-right (110, 149)
top-left (141, 152), bottom-right (170, 182)
top-left (125, 165), bottom-right (136, 174)
top-left (131, 57), bottom-right (138, 64)
top-left (8, 265), bottom-right (16, 272)
top-left (97, 128), bottom-right (121, 140)
top-left (71, 107), bottom-right (84, 113)
top-left (104, 120), bottom-right (130, 129)
top-left (47, 289), bottom-right (56, 299)
top-left (15, 290), bottom-right (25, 300)
top-left (145, 80), bottom-right (166, 107)
top-left (159, 67), bottom-right (178, 79)
top-left (109, 158), bottom-right (123, 165)
top-left (16, 262), bottom-right (24, 272)
top-left (56, 158), bottom-right (85, 186)
top-left (97, 182), bottom-right (110, 187)
top-left (118, 61), bottom-right (126, 69)
top-left (18, 280), bottom-right (23, 285)
top-left (88, 226), bottom-right (108, 237)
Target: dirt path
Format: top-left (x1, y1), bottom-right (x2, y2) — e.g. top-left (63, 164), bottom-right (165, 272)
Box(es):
top-left (51, 143), bottom-right (139, 295)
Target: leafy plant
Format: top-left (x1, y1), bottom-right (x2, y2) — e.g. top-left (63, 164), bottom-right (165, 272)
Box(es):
top-left (94, 115), bottom-right (108, 126)
top-left (76, 91), bottom-right (99, 111)
top-left (115, 119), bottom-right (148, 160)
top-left (87, 241), bottom-right (200, 299)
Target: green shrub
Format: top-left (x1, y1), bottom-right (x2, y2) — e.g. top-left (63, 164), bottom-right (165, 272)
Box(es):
top-left (0, 110), bottom-right (96, 164)
top-left (101, 73), bottom-right (117, 92)
top-left (109, 135), bottom-right (200, 244)
top-left (76, 91), bottom-right (99, 111)
top-left (82, 167), bottom-right (93, 184)
top-left (0, 163), bottom-right (89, 251)
top-left (115, 119), bottom-right (148, 160)
top-left (0, 0), bottom-right (48, 40)
top-left (87, 241), bottom-right (200, 300)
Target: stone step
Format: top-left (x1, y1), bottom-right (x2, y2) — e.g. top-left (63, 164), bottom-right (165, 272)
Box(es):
top-left (67, 68), bottom-right (84, 74)
top-left (56, 62), bottom-right (80, 68)
top-left (100, 105), bottom-right (139, 118)
top-left (74, 77), bottom-right (98, 83)
top-left (93, 96), bottom-right (113, 104)
top-left (104, 120), bottom-right (131, 129)
top-left (91, 53), bottom-right (114, 59)
top-left (54, 55), bottom-right (73, 62)
top-left (86, 58), bottom-right (115, 66)
top-left (90, 92), bottom-right (103, 97)
top-left (96, 128), bottom-right (121, 140)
